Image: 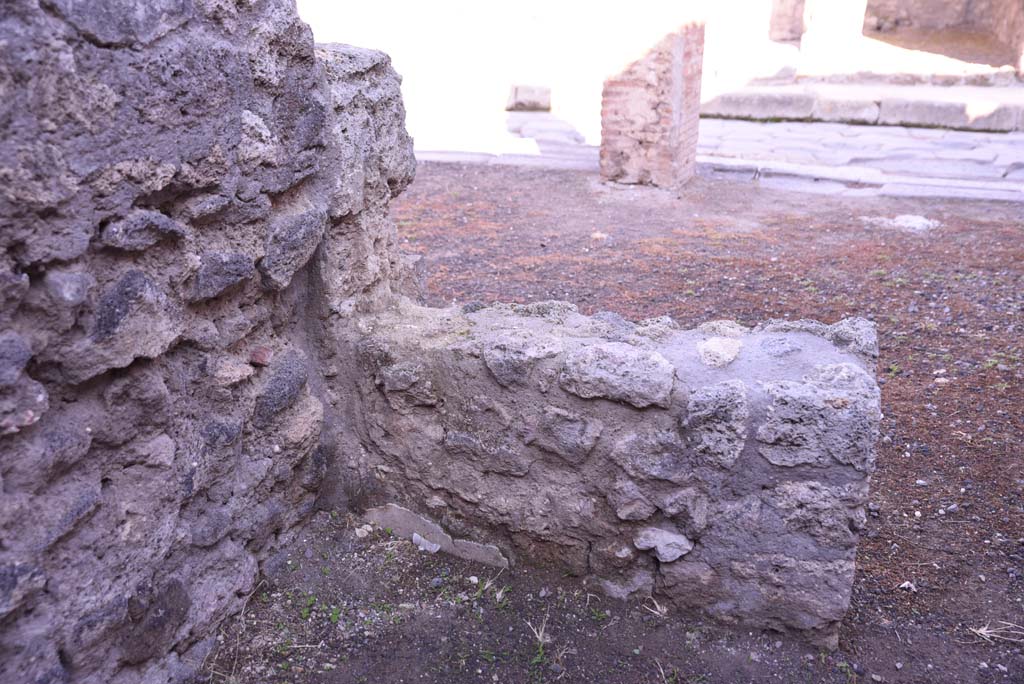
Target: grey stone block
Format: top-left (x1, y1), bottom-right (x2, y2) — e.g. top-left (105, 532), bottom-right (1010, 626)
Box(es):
top-left (506, 85), bottom-right (551, 112)
top-left (187, 252), bottom-right (255, 302)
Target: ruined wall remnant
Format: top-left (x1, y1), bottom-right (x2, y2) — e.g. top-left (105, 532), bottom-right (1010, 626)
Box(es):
top-left (863, 0), bottom-right (969, 31)
top-left (1, 1), bottom-right (878, 680)
top-left (599, 23), bottom-right (705, 190)
top-left (969, 0), bottom-right (1024, 73)
top-left (863, 0), bottom-right (1024, 72)
top-left (0, 1), bottom-right (413, 681)
top-left (770, 0), bottom-right (807, 42)
top-left (350, 303), bottom-right (880, 648)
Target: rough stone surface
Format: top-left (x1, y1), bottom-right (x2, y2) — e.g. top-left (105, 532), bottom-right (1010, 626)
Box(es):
top-left (527, 406), bottom-right (603, 464)
top-left (812, 98), bottom-right (880, 124)
top-left (633, 526), bottom-right (694, 562)
top-left (685, 379), bottom-right (750, 468)
top-left (702, 91), bottom-right (816, 120)
top-left (352, 301), bottom-right (881, 648)
top-left (757, 363), bottom-right (880, 472)
top-left (0, 2), bottom-right (413, 681)
top-left (600, 23), bottom-right (704, 190)
top-left (187, 253), bottom-right (255, 302)
top-left (697, 336), bottom-right (743, 367)
top-left (0, 1), bottom-right (880, 679)
top-left (363, 504), bottom-right (508, 568)
top-left (559, 342), bottom-right (675, 408)
top-left (99, 210), bottom-right (188, 251)
top-left (700, 86), bottom-right (1024, 132)
top-left (258, 207), bottom-right (328, 290)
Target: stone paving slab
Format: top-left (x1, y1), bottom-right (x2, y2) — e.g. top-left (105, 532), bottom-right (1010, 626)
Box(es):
top-left (701, 83), bottom-right (1024, 132)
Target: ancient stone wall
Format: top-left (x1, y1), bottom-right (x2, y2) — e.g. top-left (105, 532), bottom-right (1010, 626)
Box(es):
top-left (969, 0), bottom-right (1024, 72)
top-left (865, 0), bottom-right (1024, 72)
top-left (864, 0), bottom-right (969, 31)
top-left (599, 24), bottom-right (705, 190)
top-left (0, 2), bottom-right (412, 681)
top-left (1, 1), bottom-right (879, 680)
top-left (348, 302), bottom-right (880, 648)
top-left (770, 0), bottom-right (807, 41)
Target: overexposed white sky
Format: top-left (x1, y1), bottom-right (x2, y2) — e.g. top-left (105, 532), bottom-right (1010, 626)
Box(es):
top-left (297, 1), bottom-right (997, 151)
top-left (296, 1), bottom-right (781, 150)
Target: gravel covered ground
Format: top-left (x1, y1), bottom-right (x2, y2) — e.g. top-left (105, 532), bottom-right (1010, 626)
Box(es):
top-left (207, 162), bottom-right (1023, 684)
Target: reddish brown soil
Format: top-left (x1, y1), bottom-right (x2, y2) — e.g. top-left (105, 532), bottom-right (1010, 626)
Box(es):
top-left (207, 163), bottom-right (1023, 684)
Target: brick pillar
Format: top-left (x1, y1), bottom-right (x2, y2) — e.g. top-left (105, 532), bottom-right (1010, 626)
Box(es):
top-left (599, 23), bottom-right (705, 190)
top-left (770, 0), bottom-right (807, 42)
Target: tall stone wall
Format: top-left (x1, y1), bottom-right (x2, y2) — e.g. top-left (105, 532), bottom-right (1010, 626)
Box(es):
top-left (599, 24), bottom-right (705, 190)
top-left (1, 1), bottom-right (879, 681)
top-left (0, 2), bottom-right (412, 682)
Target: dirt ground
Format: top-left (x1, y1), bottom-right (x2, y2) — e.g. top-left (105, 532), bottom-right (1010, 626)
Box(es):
top-left (206, 163), bottom-right (1023, 684)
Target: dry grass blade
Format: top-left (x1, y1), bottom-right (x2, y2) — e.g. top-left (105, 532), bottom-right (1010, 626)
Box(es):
top-left (526, 614), bottom-right (551, 645)
top-left (655, 658), bottom-right (681, 684)
top-left (643, 597), bottom-right (668, 618)
top-left (969, 621), bottom-right (1024, 643)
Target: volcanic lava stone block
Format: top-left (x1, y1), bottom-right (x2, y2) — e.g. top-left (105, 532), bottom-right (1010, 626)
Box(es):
top-left (354, 301), bottom-right (881, 647)
top-left (0, 0), bottom-right (413, 680)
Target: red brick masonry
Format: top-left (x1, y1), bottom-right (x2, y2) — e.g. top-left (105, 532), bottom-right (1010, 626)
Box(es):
top-left (600, 23), bottom-right (705, 190)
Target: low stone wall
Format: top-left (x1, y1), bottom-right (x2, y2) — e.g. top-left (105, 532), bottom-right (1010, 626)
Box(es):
top-left (348, 301), bottom-right (881, 647)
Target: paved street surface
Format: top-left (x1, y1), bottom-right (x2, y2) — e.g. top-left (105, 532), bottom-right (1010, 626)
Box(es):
top-left (418, 114), bottom-right (1024, 202)
top-left (699, 118), bottom-right (1024, 177)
